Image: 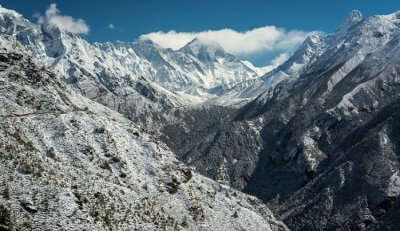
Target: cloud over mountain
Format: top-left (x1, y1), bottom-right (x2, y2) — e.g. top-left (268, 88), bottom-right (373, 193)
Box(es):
top-left (139, 26), bottom-right (308, 57)
top-left (37, 3), bottom-right (89, 34)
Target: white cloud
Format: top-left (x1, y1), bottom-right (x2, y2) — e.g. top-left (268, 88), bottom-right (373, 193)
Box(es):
top-left (108, 24), bottom-right (115, 30)
top-left (139, 26), bottom-right (308, 57)
top-left (38, 3), bottom-right (89, 34)
top-left (270, 52), bottom-right (290, 67)
top-left (244, 52), bottom-right (290, 75)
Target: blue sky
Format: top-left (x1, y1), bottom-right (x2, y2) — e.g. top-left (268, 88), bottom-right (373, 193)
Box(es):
top-left (1, 0), bottom-right (399, 66)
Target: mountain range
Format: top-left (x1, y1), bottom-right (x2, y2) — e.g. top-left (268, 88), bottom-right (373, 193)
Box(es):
top-left (1, 4), bottom-right (400, 231)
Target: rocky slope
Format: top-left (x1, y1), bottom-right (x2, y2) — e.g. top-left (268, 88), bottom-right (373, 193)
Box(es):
top-left (159, 10), bottom-right (400, 231)
top-left (0, 36), bottom-right (288, 230)
top-left (236, 10), bottom-right (400, 230)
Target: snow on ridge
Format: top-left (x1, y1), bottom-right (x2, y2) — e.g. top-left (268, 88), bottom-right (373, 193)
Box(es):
top-left (0, 4), bottom-right (22, 18)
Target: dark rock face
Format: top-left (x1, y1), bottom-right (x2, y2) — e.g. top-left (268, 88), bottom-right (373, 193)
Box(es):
top-left (160, 105), bottom-right (263, 189)
top-left (235, 15), bottom-right (400, 230)
top-left (276, 101), bottom-right (400, 230)
top-left (368, 196), bottom-right (400, 230)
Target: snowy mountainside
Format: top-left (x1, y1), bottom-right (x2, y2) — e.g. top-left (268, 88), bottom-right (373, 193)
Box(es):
top-left (228, 10), bottom-right (400, 230)
top-left (0, 33), bottom-right (288, 231)
top-left (210, 32), bottom-right (328, 105)
top-left (248, 10), bottom-right (400, 108)
top-left (207, 32), bottom-right (327, 106)
top-left (154, 9), bottom-right (400, 230)
top-left (213, 10), bottom-right (400, 106)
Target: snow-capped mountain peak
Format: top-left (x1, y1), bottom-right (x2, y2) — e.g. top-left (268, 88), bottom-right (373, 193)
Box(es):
top-left (214, 9), bottom-right (400, 106)
top-left (337, 9), bottom-right (363, 32)
top-left (0, 4), bottom-right (266, 104)
top-left (180, 38), bottom-right (226, 60)
top-left (275, 31), bottom-right (326, 76)
top-left (0, 5), bottom-right (32, 36)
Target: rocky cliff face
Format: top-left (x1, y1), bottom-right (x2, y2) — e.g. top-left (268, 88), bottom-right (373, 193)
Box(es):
top-left (0, 36), bottom-right (288, 230)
